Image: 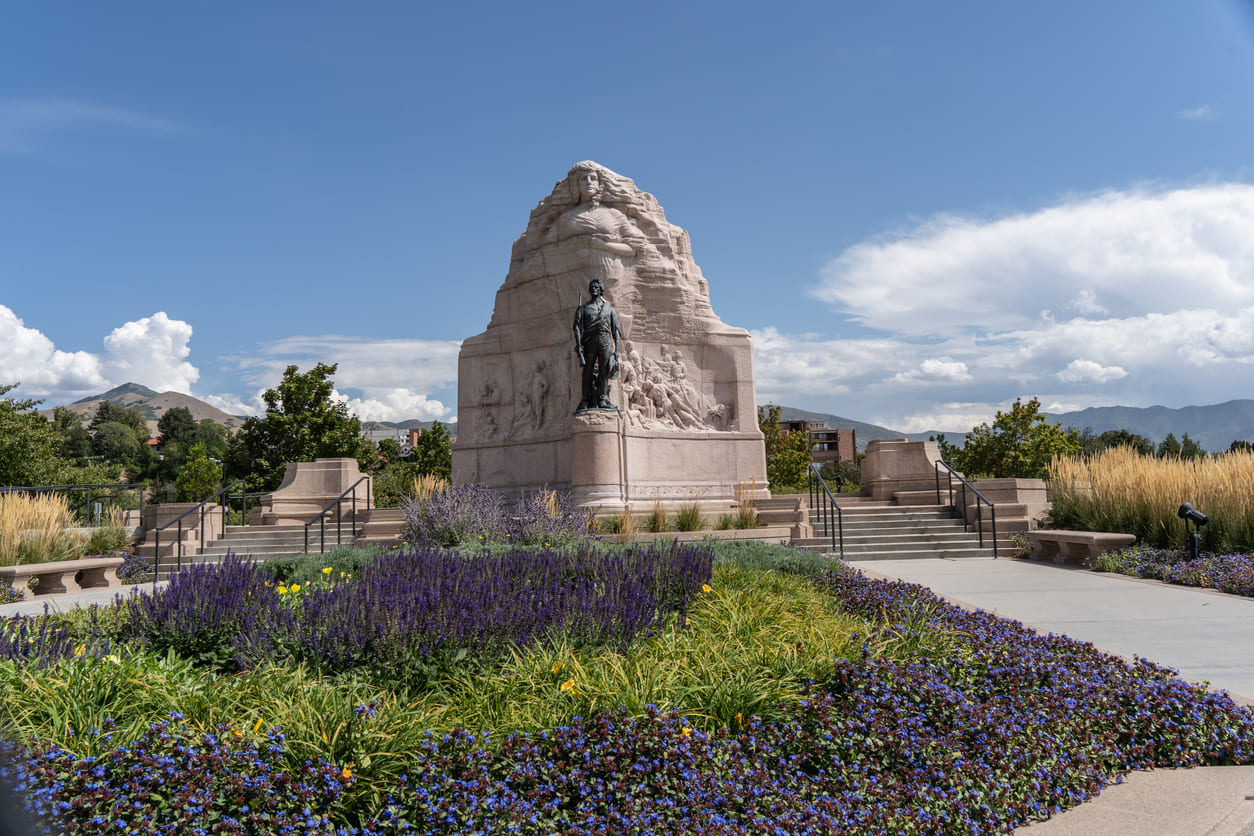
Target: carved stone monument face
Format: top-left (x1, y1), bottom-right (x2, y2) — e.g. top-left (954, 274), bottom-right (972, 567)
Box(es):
top-left (453, 162), bottom-right (768, 511)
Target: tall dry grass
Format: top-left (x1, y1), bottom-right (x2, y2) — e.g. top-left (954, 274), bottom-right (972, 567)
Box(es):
top-left (1050, 447), bottom-right (1254, 552)
top-left (0, 493), bottom-right (84, 566)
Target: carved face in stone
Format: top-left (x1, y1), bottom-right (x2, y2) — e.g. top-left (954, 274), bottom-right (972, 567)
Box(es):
top-left (576, 169), bottom-right (602, 202)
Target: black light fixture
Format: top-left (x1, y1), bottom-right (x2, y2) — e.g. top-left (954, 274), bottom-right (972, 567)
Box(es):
top-left (1178, 503), bottom-right (1209, 560)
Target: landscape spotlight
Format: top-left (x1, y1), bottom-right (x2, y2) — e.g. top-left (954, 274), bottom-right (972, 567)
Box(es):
top-left (1178, 503), bottom-right (1209, 527)
top-left (1178, 502), bottom-right (1209, 561)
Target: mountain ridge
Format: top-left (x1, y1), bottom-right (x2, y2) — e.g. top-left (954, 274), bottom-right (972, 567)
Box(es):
top-left (41, 385), bottom-right (1254, 453)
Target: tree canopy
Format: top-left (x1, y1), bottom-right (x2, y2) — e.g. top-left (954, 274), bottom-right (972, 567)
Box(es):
top-left (224, 363), bottom-right (374, 491)
top-left (757, 405), bottom-right (813, 492)
top-left (936, 397), bottom-right (1081, 479)
top-left (0, 384), bottom-right (70, 486)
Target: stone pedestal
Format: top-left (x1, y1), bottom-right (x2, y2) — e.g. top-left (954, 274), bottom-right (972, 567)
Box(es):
top-left (452, 162), bottom-right (769, 511)
top-left (258, 458), bottom-right (372, 525)
top-left (861, 439), bottom-right (945, 501)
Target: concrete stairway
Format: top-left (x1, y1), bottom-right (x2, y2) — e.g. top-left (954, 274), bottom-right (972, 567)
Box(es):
top-left (152, 524), bottom-right (361, 579)
top-left (794, 495), bottom-right (997, 560)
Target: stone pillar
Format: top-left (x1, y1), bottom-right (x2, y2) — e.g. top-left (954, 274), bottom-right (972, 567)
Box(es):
top-left (570, 411), bottom-right (626, 512)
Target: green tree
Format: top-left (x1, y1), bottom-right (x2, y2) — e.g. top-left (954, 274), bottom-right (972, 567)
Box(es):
top-left (1179, 433), bottom-right (1206, 460)
top-left (1157, 433), bottom-right (1182, 458)
top-left (176, 442), bottom-right (223, 502)
top-left (410, 422), bottom-right (452, 481)
top-left (223, 363), bottom-right (374, 491)
top-left (0, 384), bottom-right (70, 486)
top-left (51, 407), bottom-right (94, 463)
top-left (1229, 440), bottom-right (1254, 454)
top-left (376, 438), bottom-right (405, 467)
top-left (90, 402), bottom-right (150, 443)
top-left (936, 397), bottom-right (1081, 479)
top-left (92, 421), bottom-right (142, 464)
top-left (157, 407), bottom-right (198, 447)
top-left (1078, 427), bottom-right (1155, 457)
top-left (757, 405), bottom-right (813, 492)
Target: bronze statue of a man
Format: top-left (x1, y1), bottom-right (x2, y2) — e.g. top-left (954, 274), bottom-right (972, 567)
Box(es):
top-left (573, 278), bottom-right (622, 412)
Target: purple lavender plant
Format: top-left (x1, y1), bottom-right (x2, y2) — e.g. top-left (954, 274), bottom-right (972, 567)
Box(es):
top-left (126, 554), bottom-right (294, 670)
top-left (400, 483), bottom-right (506, 548)
top-left (292, 543), bottom-right (713, 675)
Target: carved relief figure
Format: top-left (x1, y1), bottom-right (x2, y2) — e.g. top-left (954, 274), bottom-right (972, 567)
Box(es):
top-left (509, 358), bottom-right (553, 437)
top-left (573, 279), bottom-right (622, 412)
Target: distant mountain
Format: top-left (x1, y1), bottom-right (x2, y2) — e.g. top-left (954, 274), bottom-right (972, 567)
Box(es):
top-left (768, 405), bottom-right (936, 450)
top-left (1045, 400), bottom-right (1254, 454)
top-left (46, 384), bottom-right (247, 433)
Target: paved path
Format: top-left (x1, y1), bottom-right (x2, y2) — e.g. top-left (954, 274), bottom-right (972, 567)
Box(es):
top-left (850, 557), bottom-right (1254, 834)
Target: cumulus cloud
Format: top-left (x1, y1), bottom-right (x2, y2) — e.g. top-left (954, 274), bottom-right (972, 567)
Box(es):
top-left (0, 305), bottom-right (107, 396)
top-left (746, 184), bottom-right (1254, 432)
top-left (234, 335), bottom-right (462, 423)
top-left (891, 358), bottom-right (973, 384)
top-left (813, 184), bottom-right (1254, 338)
top-left (1056, 359), bottom-right (1128, 384)
top-left (102, 313), bottom-right (199, 394)
top-left (0, 307), bottom-right (204, 406)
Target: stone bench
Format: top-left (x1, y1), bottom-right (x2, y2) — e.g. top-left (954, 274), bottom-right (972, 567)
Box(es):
top-left (1026, 530), bottom-right (1136, 567)
top-left (0, 556), bottom-right (126, 597)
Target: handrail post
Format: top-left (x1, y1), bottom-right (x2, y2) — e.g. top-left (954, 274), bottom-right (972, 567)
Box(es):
top-left (991, 506), bottom-right (999, 559)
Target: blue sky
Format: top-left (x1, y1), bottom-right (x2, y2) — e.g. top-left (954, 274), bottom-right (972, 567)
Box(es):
top-left (3, 1), bottom-right (1254, 434)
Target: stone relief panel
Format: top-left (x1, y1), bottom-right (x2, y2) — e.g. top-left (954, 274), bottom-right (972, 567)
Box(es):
top-left (619, 342), bottom-right (733, 432)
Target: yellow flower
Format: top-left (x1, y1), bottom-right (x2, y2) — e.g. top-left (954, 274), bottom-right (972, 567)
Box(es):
top-left (681, 726), bottom-right (692, 738)
top-left (559, 679), bottom-right (576, 693)
top-left (290, 583), bottom-right (301, 593)
top-left (701, 584), bottom-right (712, 594)
top-left (340, 764), bottom-right (353, 780)
top-left (253, 718), bottom-right (265, 734)
top-left (551, 661), bottom-right (565, 674)
top-left (104, 654), bottom-right (121, 665)
top-left (340, 571), bottom-right (346, 579)
top-left (277, 585), bottom-right (289, 595)
top-left (322, 567), bottom-right (333, 575)
top-left (74, 644), bottom-right (85, 657)
top-left (735, 712), bottom-right (743, 727)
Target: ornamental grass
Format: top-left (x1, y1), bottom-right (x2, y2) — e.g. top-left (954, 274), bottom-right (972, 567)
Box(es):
top-left (1050, 446), bottom-right (1254, 551)
top-left (0, 492), bottom-right (82, 567)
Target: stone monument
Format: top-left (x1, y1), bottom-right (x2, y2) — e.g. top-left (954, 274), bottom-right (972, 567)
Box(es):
top-left (452, 161), bottom-right (768, 512)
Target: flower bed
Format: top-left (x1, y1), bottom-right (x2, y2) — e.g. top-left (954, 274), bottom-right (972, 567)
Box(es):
top-left (3, 553), bottom-right (1254, 834)
top-left (1093, 544), bottom-right (1254, 597)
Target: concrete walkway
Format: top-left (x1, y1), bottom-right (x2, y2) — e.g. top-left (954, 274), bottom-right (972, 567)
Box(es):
top-left (850, 557), bottom-right (1254, 835)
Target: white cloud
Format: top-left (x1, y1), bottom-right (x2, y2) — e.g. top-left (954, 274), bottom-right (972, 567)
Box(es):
top-left (1070, 289), bottom-right (1107, 315)
top-left (743, 184), bottom-right (1254, 432)
top-left (332, 388), bottom-right (448, 423)
top-left (102, 313), bottom-right (199, 394)
top-left (812, 184), bottom-right (1254, 338)
top-left (0, 99), bottom-right (181, 153)
top-left (1176, 105), bottom-right (1217, 121)
top-left (1056, 359), bottom-right (1128, 384)
top-left (891, 358), bottom-right (972, 384)
top-left (0, 305), bottom-right (107, 397)
top-left (234, 335), bottom-right (462, 423)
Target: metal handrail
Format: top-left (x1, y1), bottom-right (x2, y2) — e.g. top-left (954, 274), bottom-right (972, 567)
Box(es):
top-left (303, 477), bottom-right (371, 555)
top-left (807, 463), bottom-right (844, 558)
top-left (153, 480), bottom-right (245, 585)
top-left (934, 462), bottom-right (999, 558)
top-left (0, 483), bottom-right (145, 523)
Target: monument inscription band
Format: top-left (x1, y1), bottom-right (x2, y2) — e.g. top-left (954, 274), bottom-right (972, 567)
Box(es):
top-left (452, 161), bottom-right (769, 513)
